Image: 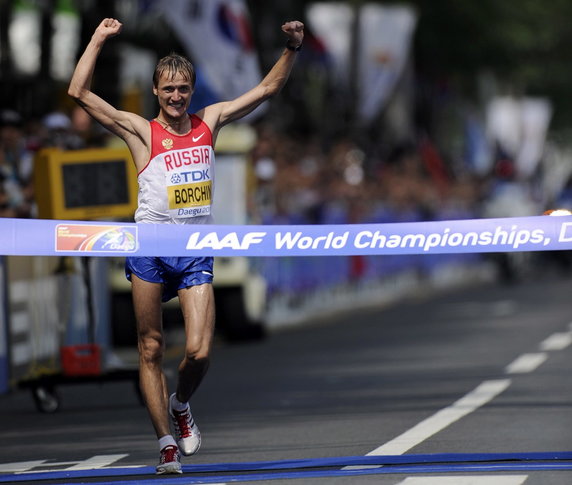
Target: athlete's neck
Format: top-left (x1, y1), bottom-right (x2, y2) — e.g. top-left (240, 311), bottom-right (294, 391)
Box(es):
top-left (155, 114), bottom-right (191, 134)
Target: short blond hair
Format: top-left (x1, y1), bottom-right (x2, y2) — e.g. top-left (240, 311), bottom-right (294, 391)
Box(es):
top-left (153, 53), bottom-right (196, 88)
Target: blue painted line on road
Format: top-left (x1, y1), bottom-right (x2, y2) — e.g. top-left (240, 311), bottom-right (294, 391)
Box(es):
top-left (42, 462), bottom-right (572, 485)
top-left (2, 451), bottom-right (571, 483)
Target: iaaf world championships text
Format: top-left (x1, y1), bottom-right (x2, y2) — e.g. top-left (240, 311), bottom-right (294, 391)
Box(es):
top-left (185, 222), bottom-right (572, 253)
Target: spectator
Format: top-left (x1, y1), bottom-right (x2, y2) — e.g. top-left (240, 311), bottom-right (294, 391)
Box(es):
top-left (0, 110), bottom-right (34, 217)
top-left (42, 111), bottom-right (84, 150)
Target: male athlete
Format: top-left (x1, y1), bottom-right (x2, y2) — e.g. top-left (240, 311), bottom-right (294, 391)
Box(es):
top-left (68, 17), bottom-right (304, 474)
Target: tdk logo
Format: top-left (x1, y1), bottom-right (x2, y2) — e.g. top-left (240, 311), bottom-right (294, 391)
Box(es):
top-left (171, 170), bottom-right (210, 184)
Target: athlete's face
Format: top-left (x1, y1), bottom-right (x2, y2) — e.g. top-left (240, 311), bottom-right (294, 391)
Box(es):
top-left (153, 71), bottom-right (193, 119)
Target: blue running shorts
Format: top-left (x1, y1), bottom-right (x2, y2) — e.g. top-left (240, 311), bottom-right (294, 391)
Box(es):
top-left (125, 256), bottom-right (214, 302)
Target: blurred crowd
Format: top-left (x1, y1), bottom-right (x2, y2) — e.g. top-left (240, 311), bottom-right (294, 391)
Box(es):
top-left (250, 123), bottom-right (484, 228)
top-left (4, 103), bottom-right (565, 226)
top-left (3, 105), bottom-right (569, 290)
top-left (247, 122), bottom-right (572, 288)
top-left (1, 106), bottom-right (562, 233)
top-left (0, 107), bottom-right (113, 219)
top-left (248, 123), bottom-right (491, 291)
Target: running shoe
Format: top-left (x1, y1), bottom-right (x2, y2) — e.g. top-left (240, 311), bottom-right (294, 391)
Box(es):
top-left (169, 393), bottom-right (201, 456)
top-left (156, 445), bottom-right (182, 474)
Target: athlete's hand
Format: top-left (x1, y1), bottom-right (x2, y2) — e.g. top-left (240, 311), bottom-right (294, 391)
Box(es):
top-left (282, 20), bottom-right (304, 49)
top-left (94, 18), bottom-right (123, 42)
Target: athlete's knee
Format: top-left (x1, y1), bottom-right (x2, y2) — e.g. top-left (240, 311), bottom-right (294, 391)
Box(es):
top-left (183, 336), bottom-right (210, 363)
top-left (138, 333), bottom-right (164, 364)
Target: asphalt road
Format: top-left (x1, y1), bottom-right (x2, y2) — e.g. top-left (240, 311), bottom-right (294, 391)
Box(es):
top-left (1, 269), bottom-right (572, 484)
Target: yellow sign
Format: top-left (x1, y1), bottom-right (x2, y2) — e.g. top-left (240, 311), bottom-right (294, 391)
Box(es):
top-left (34, 147), bottom-right (138, 220)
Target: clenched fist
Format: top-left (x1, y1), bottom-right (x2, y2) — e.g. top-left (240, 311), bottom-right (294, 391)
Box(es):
top-left (94, 18), bottom-right (123, 41)
top-left (282, 20), bottom-right (304, 49)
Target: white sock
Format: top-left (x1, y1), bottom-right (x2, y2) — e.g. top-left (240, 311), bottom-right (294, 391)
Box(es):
top-left (170, 393), bottom-right (189, 412)
top-left (159, 435), bottom-right (177, 451)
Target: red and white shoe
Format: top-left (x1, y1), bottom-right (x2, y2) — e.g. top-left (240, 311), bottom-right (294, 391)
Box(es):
top-left (156, 445), bottom-right (182, 474)
top-left (169, 393), bottom-right (201, 456)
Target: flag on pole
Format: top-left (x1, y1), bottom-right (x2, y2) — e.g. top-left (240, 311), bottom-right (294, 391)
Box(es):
top-left (306, 2), bottom-right (416, 124)
top-left (357, 4), bottom-right (417, 123)
top-left (306, 3), bottom-right (354, 89)
top-left (158, 0), bottom-right (263, 115)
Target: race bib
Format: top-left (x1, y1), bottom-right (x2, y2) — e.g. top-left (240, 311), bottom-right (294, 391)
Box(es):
top-left (166, 168), bottom-right (212, 218)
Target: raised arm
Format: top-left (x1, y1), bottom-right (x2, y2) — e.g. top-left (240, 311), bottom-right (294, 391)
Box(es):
top-left (202, 20), bottom-right (304, 135)
top-left (68, 18), bottom-right (150, 163)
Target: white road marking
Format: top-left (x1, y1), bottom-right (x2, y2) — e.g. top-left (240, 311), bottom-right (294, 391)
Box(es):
top-left (0, 461), bottom-right (47, 472)
top-left (368, 379), bottom-right (511, 457)
top-left (12, 455), bottom-right (133, 475)
top-left (63, 454), bottom-right (129, 470)
top-left (396, 476), bottom-right (528, 484)
top-left (505, 353), bottom-right (547, 374)
top-left (540, 332), bottom-right (572, 351)
top-left (348, 323), bottom-right (571, 475)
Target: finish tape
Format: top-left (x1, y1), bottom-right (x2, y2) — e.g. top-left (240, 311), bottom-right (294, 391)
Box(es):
top-left (1, 215), bottom-right (572, 257)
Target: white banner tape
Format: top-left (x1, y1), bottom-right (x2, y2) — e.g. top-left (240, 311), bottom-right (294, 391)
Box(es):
top-left (1, 215), bottom-right (571, 257)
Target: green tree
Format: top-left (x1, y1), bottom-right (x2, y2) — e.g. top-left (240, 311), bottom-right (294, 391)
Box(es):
top-left (410, 0), bottom-right (572, 130)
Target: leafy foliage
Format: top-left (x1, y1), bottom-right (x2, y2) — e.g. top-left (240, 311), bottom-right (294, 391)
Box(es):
top-left (409, 0), bottom-right (572, 127)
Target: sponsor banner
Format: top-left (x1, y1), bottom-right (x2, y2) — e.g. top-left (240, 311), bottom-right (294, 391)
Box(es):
top-left (1, 216), bottom-right (572, 257)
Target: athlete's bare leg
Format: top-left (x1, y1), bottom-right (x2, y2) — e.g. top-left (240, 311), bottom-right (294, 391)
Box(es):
top-left (174, 283), bottom-right (215, 403)
top-left (131, 275), bottom-right (170, 439)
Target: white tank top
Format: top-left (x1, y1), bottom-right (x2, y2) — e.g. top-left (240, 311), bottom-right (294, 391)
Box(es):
top-left (135, 114), bottom-right (215, 225)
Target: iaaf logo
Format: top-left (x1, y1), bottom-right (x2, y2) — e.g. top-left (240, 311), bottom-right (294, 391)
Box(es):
top-left (186, 231), bottom-right (267, 250)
